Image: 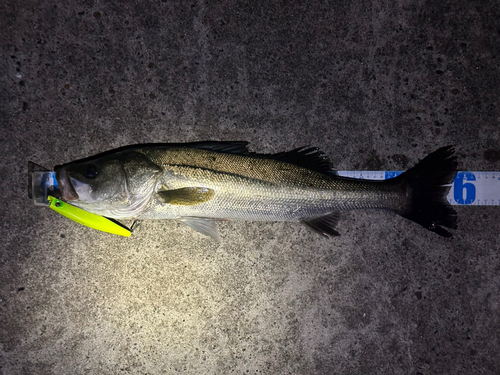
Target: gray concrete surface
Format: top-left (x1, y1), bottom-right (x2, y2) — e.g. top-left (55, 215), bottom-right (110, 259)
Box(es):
top-left (1, 0), bottom-right (499, 374)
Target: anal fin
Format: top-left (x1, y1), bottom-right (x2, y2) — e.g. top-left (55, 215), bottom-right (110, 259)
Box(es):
top-left (302, 212), bottom-right (341, 237)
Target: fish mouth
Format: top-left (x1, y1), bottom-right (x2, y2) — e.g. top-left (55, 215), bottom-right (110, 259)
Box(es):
top-left (55, 167), bottom-right (79, 201)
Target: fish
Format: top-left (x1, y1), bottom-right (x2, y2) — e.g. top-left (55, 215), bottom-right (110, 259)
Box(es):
top-left (54, 142), bottom-right (458, 239)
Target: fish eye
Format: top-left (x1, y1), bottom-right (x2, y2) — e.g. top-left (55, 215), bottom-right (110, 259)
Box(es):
top-left (85, 165), bottom-right (98, 178)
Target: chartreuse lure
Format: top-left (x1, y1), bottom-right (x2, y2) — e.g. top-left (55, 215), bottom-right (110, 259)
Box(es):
top-left (47, 196), bottom-right (131, 237)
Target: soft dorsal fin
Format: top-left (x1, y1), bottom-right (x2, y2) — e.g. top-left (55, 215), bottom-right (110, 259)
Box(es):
top-left (269, 147), bottom-right (338, 176)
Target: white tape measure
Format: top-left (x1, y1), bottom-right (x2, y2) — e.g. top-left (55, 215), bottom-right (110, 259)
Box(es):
top-left (337, 171), bottom-right (500, 206)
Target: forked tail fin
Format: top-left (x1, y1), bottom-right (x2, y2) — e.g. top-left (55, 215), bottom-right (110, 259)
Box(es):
top-left (397, 146), bottom-right (458, 237)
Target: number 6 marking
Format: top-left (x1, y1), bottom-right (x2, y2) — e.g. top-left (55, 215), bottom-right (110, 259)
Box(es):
top-left (454, 172), bottom-right (476, 204)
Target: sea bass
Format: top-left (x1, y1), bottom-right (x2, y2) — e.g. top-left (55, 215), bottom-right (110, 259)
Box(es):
top-left (55, 142), bottom-right (458, 239)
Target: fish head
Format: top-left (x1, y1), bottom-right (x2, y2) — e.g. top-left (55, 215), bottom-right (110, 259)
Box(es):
top-left (55, 151), bottom-right (162, 218)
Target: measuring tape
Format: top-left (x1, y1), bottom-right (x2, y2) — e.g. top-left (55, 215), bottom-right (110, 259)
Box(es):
top-left (337, 171), bottom-right (500, 206)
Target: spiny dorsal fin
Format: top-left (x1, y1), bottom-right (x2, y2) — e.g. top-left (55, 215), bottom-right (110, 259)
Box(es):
top-left (184, 141), bottom-right (250, 154)
top-left (158, 187), bottom-right (215, 205)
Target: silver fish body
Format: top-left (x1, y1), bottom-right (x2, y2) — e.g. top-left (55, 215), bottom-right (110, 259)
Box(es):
top-left (141, 147), bottom-right (405, 219)
top-left (55, 142), bottom-right (458, 238)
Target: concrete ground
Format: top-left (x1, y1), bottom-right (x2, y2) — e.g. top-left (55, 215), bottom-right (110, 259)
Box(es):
top-left (1, 0), bottom-right (499, 374)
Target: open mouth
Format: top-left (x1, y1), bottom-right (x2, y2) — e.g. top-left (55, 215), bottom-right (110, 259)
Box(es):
top-left (55, 167), bottom-right (79, 201)
top-left (69, 177), bottom-right (92, 200)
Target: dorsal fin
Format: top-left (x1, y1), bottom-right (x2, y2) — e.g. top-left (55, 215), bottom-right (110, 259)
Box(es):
top-left (142, 142), bottom-right (336, 176)
top-left (185, 141), bottom-right (250, 154)
top-left (184, 143), bottom-right (337, 176)
top-left (269, 147), bottom-right (338, 176)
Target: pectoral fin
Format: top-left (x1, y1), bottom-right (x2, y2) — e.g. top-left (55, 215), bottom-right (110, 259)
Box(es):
top-left (302, 212), bottom-right (341, 237)
top-left (181, 217), bottom-right (220, 241)
top-left (158, 187), bottom-right (215, 206)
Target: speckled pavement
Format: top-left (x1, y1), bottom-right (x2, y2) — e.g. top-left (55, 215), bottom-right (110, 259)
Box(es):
top-left (1, 1), bottom-right (499, 374)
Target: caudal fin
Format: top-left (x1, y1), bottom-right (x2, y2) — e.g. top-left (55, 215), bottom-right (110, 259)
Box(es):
top-left (398, 146), bottom-right (458, 237)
